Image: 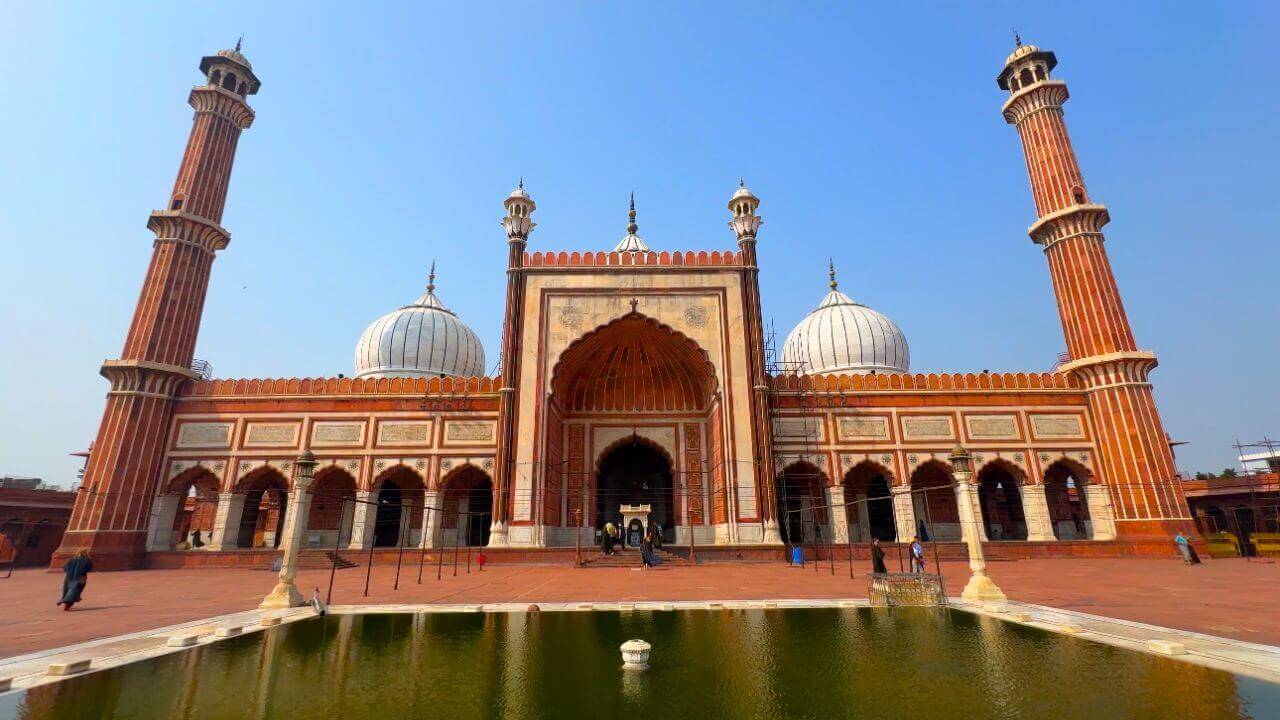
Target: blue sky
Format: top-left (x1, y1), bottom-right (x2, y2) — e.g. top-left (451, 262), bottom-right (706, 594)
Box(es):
top-left (2, 2), bottom-right (1277, 486)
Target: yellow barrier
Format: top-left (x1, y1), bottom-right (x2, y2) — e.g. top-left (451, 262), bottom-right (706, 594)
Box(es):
top-left (1251, 532), bottom-right (1280, 558)
top-left (1202, 533), bottom-right (1239, 558)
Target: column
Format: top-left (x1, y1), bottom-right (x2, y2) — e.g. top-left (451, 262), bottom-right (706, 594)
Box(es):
top-left (1084, 485), bottom-right (1117, 540)
top-left (855, 493), bottom-right (872, 542)
top-left (891, 487), bottom-right (916, 543)
top-left (954, 467), bottom-right (1006, 602)
top-left (827, 486), bottom-right (849, 544)
top-left (955, 483), bottom-right (989, 543)
top-left (420, 490), bottom-right (441, 549)
top-left (348, 491), bottom-right (377, 550)
top-left (260, 452), bottom-right (315, 609)
top-left (145, 495), bottom-right (182, 551)
top-left (207, 493), bottom-right (246, 551)
top-left (1021, 484), bottom-right (1055, 541)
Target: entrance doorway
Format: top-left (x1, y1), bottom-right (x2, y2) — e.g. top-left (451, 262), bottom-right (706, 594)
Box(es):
top-left (237, 472), bottom-right (288, 549)
top-left (596, 441), bottom-right (674, 542)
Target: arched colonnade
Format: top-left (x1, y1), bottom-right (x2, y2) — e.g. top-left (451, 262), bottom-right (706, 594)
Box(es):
top-left (146, 461), bottom-right (496, 552)
top-left (774, 456), bottom-right (1116, 545)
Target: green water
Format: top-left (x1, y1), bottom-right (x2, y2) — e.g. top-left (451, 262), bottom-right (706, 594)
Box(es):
top-left (3, 609), bottom-right (1276, 719)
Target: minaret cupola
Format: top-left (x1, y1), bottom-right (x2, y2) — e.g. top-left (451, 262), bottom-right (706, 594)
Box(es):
top-left (199, 38), bottom-right (261, 98)
top-left (996, 34), bottom-right (1057, 94)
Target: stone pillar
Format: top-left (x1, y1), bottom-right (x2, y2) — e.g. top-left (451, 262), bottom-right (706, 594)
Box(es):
top-left (855, 493), bottom-right (872, 542)
top-left (954, 455), bottom-right (1006, 602)
top-left (146, 495), bottom-right (183, 551)
top-left (420, 490), bottom-right (441, 549)
top-left (955, 483), bottom-right (989, 543)
top-left (348, 491), bottom-right (377, 550)
top-left (891, 487), bottom-right (916, 543)
top-left (1021, 484), bottom-right (1055, 541)
top-left (827, 486), bottom-right (849, 544)
top-left (207, 493), bottom-right (246, 551)
top-left (1085, 485), bottom-right (1117, 540)
top-left (261, 452), bottom-right (316, 609)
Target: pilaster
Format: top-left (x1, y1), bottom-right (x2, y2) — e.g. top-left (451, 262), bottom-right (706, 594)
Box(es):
top-left (1020, 484), bottom-right (1055, 541)
top-left (891, 487), bottom-right (916, 543)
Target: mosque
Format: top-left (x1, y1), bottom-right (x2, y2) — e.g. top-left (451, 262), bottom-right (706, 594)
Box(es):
top-left (54, 39), bottom-right (1195, 569)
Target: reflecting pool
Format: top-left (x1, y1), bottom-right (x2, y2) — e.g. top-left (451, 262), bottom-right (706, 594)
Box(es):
top-left (3, 608), bottom-right (1277, 719)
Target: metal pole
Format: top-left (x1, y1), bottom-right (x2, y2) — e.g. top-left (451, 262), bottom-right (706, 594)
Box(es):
top-left (362, 499), bottom-right (377, 598)
top-left (417, 496), bottom-right (429, 585)
top-left (574, 507), bottom-right (583, 567)
top-left (326, 497), bottom-right (345, 605)
top-left (453, 510), bottom-right (460, 577)
top-left (465, 512), bottom-right (472, 574)
top-left (848, 499), bottom-right (856, 580)
top-left (436, 522), bottom-right (445, 581)
top-left (923, 486), bottom-right (942, 577)
top-left (393, 501), bottom-right (408, 591)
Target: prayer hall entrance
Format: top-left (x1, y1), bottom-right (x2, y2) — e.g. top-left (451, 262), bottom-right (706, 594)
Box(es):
top-left (595, 440), bottom-right (675, 542)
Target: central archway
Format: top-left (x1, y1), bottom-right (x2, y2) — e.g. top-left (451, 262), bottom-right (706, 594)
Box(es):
top-left (596, 439), bottom-right (675, 540)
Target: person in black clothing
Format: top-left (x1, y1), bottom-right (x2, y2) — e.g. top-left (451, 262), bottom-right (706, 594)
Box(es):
top-left (870, 537), bottom-right (888, 574)
top-left (58, 549), bottom-right (93, 611)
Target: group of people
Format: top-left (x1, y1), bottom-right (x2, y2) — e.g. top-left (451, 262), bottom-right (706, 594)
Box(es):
top-left (599, 520), bottom-right (665, 569)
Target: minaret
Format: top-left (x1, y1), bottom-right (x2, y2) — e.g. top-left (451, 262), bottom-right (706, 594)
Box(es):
top-left (491, 181), bottom-right (537, 546)
top-left (55, 45), bottom-right (260, 568)
top-left (728, 181), bottom-right (781, 544)
top-left (998, 39), bottom-right (1191, 537)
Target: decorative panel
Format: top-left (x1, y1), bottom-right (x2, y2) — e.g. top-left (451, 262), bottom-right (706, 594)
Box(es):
top-left (377, 421), bottom-right (434, 446)
top-left (772, 417), bottom-right (824, 443)
top-left (965, 415), bottom-right (1019, 441)
top-left (175, 422), bottom-right (233, 449)
top-left (310, 421), bottom-right (365, 447)
top-left (1030, 414), bottom-right (1085, 440)
top-left (901, 416), bottom-right (955, 441)
top-left (443, 420), bottom-right (496, 445)
top-left (243, 422), bottom-right (300, 448)
top-left (837, 416), bottom-right (890, 442)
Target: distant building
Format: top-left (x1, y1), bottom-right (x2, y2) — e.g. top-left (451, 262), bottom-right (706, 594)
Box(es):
top-left (1182, 473), bottom-right (1279, 555)
top-left (0, 484), bottom-right (76, 566)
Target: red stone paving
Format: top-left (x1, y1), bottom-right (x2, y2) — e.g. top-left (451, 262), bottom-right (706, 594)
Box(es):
top-left (2, 556), bottom-right (1277, 659)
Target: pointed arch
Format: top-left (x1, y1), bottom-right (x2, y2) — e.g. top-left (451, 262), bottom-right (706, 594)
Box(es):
top-left (1043, 458), bottom-right (1094, 539)
top-left (438, 463), bottom-right (493, 547)
top-left (910, 460), bottom-right (960, 541)
top-left (976, 460), bottom-right (1027, 541)
top-left (843, 460), bottom-right (896, 542)
top-left (775, 460), bottom-right (829, 545)
top-left (551, 312), bottom-right (717, 413)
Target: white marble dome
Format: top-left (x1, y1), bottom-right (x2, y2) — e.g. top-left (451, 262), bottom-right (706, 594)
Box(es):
top-left (354, 273), bottom-right (486, 379)
top-left (781, 274), bottom-right (909, 375)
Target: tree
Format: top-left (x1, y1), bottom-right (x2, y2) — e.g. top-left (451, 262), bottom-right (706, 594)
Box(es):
top-left (1221, 468), bottom-right (1238, 478)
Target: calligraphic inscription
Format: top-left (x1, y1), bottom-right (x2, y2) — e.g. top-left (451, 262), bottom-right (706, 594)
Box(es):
top-left (377, 421), bottom-right (433, 446)
top-left (838, 416), bottom-right (889, 441)
top-left (244, 423), bottom-right (298, 447)
top-left (1030, 415), bottom-right (1084, 439)
top-left (966, 415), bottom-right (1018, 440)
top-left (176, 422), bottom-right (232, 449)
top-left (773, 417), bottom-right (823, 442)
top-left (311, 422), bottom-right (364, 446)
top-left (901, 416), bottom-right (954, 441)
top-left (445, 421), bottom-right (495, 443)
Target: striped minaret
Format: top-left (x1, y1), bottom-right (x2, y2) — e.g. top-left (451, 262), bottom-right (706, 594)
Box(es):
top-left (55, 45), bottom-right (260, 568)
top-left (999, 39), bottom-right (1192, 538)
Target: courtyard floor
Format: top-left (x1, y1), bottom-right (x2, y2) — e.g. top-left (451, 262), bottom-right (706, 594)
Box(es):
top-left (2, 556), bottom-right (1277, 659)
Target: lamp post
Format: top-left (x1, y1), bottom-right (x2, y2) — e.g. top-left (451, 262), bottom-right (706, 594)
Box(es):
top-left (260, 450), bottom-right (317, 609)
top-left (950, 444), bottom-right (1006, 602)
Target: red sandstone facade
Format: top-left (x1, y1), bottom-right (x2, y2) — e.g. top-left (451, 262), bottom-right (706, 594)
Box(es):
top-left (56, 41), bottom-right (1193, 569)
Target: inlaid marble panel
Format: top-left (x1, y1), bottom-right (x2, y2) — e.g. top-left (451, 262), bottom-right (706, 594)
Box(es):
top-left (175, 422), bottom-right (233, 449)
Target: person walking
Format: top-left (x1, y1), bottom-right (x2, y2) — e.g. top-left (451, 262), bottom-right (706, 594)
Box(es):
top-left (871, 537), bottom-right (888, 574)
top-left (917, 520), bottom-right (930, 543)
top-left (601, 523), bottom-right (615, 556)
top-left (57, 549), bottom-right (93, 611)
top-left (640, 534), bottom-right (655, 570)
top-left (1174, 532), bottom-right (1201, 565)
top-left (909, 536), bottom-right (925, 573)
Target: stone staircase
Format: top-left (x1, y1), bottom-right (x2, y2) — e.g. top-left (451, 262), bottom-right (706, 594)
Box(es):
top-left (579, 547), bottom-right (692, 568)
top-left (297, 550), bottom-right (359, 570)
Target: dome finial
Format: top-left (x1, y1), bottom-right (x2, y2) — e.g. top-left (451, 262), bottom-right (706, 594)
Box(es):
top-left (1013, 29), bottom-right (1021, 48)
top-left (828, 259), bottom-right (838, 290)
top-left (427, 260), bottom-right (436, 294)
top-left (739, 177), bottom-right (745, 188)
top-left (518, 176), bottom-right (523, 190)
top-left (626, 192), bottom-right (638, 235)
top-left (235, 34), bottom-right (243, 52)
